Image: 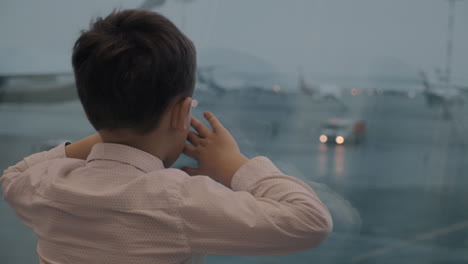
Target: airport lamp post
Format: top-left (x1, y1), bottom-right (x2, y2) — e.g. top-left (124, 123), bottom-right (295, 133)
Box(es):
top-left (444, 0), bottom-right (464, 84)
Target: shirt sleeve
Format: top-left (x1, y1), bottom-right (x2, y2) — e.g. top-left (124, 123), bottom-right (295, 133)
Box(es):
top-left (1, 143), bottom-right (67, 227)
top-left (175, 157), bottom-right (333, 256)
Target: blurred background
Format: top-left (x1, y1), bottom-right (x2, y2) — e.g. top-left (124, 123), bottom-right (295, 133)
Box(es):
top-left (1, 0), bottom-right (468, 263)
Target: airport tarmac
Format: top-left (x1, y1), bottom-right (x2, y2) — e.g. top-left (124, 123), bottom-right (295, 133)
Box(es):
top-left (1, 90), bottom-right (468, 263)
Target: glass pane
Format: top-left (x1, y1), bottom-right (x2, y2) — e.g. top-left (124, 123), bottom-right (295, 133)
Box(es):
top-left (1, 1), bottom-right (468, 263)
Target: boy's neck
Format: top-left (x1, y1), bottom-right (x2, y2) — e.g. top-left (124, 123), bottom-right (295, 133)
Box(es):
top-left (98, 129), bottom-right (168, 163)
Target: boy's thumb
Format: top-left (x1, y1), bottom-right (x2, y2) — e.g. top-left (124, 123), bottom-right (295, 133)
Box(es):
top-left (181, 166), bottom-right (199, 176)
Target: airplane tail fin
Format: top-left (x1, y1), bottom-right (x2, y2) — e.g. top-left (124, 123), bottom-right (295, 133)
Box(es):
top-left (298, 70), bottom-right (316, 96)
top-left (419, 70), bottom-right (430, 92)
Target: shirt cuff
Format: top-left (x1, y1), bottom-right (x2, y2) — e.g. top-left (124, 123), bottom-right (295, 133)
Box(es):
top-left (45, 143), bottom-right (69, 160)
top-left (231, 156), bottom-right (282, 192)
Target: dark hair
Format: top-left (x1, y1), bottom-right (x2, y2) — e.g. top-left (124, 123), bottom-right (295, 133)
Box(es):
top-left (72, 9), bottom-right (196, 133)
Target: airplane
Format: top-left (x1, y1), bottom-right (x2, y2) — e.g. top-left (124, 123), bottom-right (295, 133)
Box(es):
top-left (196, 67), bottom-right (227, 94)
top-left (419, 71), bottom-right (465, 108)
top-left (196, 60), bottom-right (290, 95)
top-left (418, 71), bottom-right (468, 120)
top-left (298, 72), bottom-right (342, 102)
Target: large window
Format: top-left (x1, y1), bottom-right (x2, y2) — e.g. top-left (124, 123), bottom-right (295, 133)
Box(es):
top-left (1, 1), bottom-right (468, 263)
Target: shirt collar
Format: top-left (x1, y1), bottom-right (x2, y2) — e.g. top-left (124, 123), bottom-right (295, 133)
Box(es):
top-left (86, 143), bottom-right (165, 173)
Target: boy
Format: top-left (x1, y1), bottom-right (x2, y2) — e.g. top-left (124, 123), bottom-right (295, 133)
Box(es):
top-left (1, 9), bottom-right (332, 264)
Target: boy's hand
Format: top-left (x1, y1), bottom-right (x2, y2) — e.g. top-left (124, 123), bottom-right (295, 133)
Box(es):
top-left (182, 112), bottom-right (248, 188)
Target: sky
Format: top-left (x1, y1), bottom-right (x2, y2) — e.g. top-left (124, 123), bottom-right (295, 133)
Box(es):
top-left (1, 0), bottom-right (467, 84)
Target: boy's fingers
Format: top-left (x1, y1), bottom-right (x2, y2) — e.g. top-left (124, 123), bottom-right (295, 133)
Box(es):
top-left (183, 144), bottom-right (198, 159)
top-left (204, 112), bottom-right (224, 133)
top-left (187, 131), bottom-right (201, 146)
top-left (191, 116), bottom-right (211, 137)
top-left (181, 166), bottom-right (199, 176)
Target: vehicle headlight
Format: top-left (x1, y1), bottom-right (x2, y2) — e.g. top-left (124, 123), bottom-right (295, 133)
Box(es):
top-left (319, 135), bottom-right (328, 143)
top-left (336, 136), bottom-right (344, 144)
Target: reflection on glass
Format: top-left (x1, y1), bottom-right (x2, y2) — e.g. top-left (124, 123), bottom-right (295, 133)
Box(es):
top-left (318, 143), bottom-right (328, 177)
top-left (334, 145), bottom-right (345, 177)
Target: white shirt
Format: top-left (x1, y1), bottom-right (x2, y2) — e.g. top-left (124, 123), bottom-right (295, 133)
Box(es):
top-left (1, 143), bottom-right (332, 264)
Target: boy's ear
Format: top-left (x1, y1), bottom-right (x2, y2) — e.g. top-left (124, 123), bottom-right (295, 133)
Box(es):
top-left (171, 97), bottom-right (192, 131)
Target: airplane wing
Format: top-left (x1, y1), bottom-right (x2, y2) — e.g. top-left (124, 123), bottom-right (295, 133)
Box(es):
top-left (0, 73), bottom-right (77, 103)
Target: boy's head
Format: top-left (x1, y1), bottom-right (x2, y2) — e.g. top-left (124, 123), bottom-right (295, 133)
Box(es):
top-left (72, 9), bottom-right (196, 166)
top-left (72, 9), bottom-right (196, 134)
